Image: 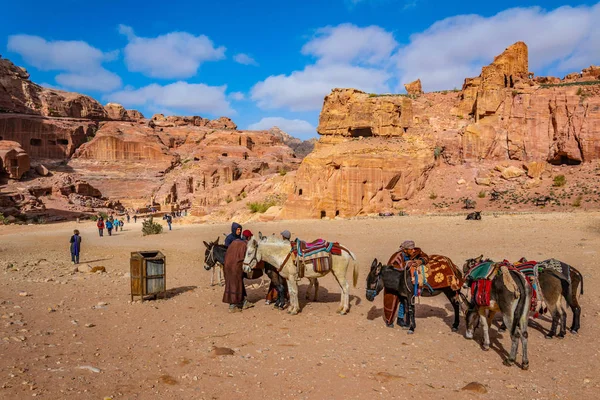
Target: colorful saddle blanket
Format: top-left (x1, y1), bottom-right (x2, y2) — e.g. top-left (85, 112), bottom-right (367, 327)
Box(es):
top-left (466, 261), bottom-right (498, 281)
top-left (292, 238), bottom-right (342, 276)
top-left (388, 254), bottom-right (461, 292)
top-left (536, 258), bottom-right (571, 284)
top-left (471, 279), bottom-right (493, 306)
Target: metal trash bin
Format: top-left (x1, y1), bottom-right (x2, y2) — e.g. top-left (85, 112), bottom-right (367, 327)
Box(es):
top-left (130, 251), bottom-right (166, 302)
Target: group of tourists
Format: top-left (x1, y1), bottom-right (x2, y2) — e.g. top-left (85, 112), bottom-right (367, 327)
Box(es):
top-left (221, 222), bottom-right (292, 312)
top-left (95, 214), bottom-right (126, 237)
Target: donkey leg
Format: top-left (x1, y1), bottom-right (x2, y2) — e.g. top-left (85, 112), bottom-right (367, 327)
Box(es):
top-left (445, 291), bottom-right (460, 332)
top-left (568, 280), bottom-right (582, 333)
top-left (546, 309), bottom-right (560, 339)
top-left (219, 266), bottom-right (224, 286)
top-left (287, 278), bottom-right (300, 315)
top-left (312, 278), bottom-right (320, 302)
top-left (480, 309), bottom-right (492, 351)
top-left (504, 332), bottom-right (519, 367)
top-left (305, 278), bottom-right (314, 300)
top-left (210, 267), bottom-right (215, 286)
top-left (520, 322), bottom-right (529, 370)
top-left (407, 299), bottom-right (416, 334)
top-left (558, 306), bottom-right (568, 338)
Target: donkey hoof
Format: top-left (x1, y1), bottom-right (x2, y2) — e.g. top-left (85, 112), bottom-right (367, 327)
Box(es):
top-left (385, 322), bottom-right (394, 328)
top-left (544, 334), bottom-right (554, 340)
top-left (451, 326), bottom-right (459, 333)
top-left (570, 329), bottom-right (578, 335)
top-left (407, 330), bottom-right (414, 335)
top-left (557, 333), bottom-right (565, 339)
top-left (521, 362), bottom-right (530, 371)
top-left (503, 359), bottom-right (514, 367)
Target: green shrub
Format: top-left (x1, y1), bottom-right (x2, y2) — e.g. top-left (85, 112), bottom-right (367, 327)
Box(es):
top-left (247, 195), bottom-right (281, 213)
top-left (279, 168), bottom-right (287, 176)
top-left (0, 213), bottom-right (8, 225)
top-left (478, 191), bottom-right (486, 198)
top-left (573, 195), bottom-right (582, 207)
top-left (512, 90), bottom-right (519, 97)
top-left (429, 192), bottom-right (438, 200)
top-left (553, 175), bottom-right (567, 187)
top-left (225, 195), bottom-right (233, 204)
top-left (142, 217), bottom-right (163, 236)
top-left (576, 87), bottom-right (583, 96)
top-left (90, 211), bottom-right (108, 222)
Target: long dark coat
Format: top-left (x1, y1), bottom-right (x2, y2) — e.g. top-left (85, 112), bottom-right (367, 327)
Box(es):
top-left (222, 239), bottom-right (247, 304)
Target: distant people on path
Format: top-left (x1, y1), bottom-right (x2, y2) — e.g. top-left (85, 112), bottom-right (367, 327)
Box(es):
top-left (126, 214), bottom-right (131, 223)
top-left (134, 215), bottom-right (137, 223)
top-left (163, 214), bottom-right (173, 230)
top-left (120, 219), bottom-right (125, 231)
top-left (105, 219), bottom-right (114, 236)
top-left (224, 222), bottom-right (242, 247)
top-left (96, 217), bottom-right (105, 237)
top-left (70, 229), bottom-right (82, 264)
top-left (114, 219), bottom-right (119, 232)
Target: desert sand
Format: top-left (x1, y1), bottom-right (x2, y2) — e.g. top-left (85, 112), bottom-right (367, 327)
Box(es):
top-left (1, 212), bottom-right (598, 399)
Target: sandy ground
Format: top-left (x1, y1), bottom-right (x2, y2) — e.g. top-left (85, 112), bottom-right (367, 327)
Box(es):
top-left (0, 213), bottom-right (599, 399)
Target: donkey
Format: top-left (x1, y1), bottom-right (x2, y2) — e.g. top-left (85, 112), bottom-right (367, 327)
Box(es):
top-left (242, 233), bottom-right (358, 315)
top-left (365, 254), bottom-right (464, 334)
top-left (466, 211), bottom-right (481, 220)
top-left (463, 258), bottom-right (532, 369)
top-left (203, 238), bottom-right (289, 309)
top-left (466, 255), bottom-right (584, 336)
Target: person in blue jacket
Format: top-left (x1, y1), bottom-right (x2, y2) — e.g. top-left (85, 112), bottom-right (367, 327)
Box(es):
top-left (224, 222), bottom-right (242, 247)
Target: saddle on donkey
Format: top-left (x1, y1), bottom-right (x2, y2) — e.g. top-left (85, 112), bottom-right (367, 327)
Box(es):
top-left (291, 238), bottom-right (343, 278)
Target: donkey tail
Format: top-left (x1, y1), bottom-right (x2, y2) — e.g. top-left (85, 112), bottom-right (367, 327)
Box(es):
top-left (575, 268), bottom-right (584, 296)
top-left (352, 259), bottom-right (359, 288)
top-left (510, 271), bottom-right (529, 337)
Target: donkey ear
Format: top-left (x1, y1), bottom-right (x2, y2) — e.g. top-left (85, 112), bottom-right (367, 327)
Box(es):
top-left (203, 241), bottom-right (209, 247)
top-left (258, 231), bottom-right (264, 240)
top-left (371, 258), bottom-right (378, 268)
top-left (216, 236), bottom-right (220, 244)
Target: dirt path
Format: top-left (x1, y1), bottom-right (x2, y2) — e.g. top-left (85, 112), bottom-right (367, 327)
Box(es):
top-left (1, 213), bottom-right (599, 399)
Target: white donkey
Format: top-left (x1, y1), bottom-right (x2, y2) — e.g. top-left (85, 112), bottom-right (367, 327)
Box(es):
top-left (243, 233), bottom-right (358, 315)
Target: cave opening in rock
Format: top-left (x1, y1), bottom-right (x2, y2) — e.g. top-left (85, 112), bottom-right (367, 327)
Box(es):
top-left (549, 154), bottom-right (582, 166)
top-left (504, 75), bottom-right (508, 88)
top-left (30, 138), bottom-right (42, 146)
top-left (57, 139), bottom-right (69, 145)
top-left (222, 153), bottom-right (228, 157)
top-left (320, 210), bottom-right (326, 219)
top-left (298, 189), bottom-right (303, 196)
top-left (349, 127), bottom-right (373, 138)
top-left (243, 152), bottom-right (248, 160)
top-left (335, 210), bottom-right (340, 217)
top-left (509, 75), bottom-right (514, 88)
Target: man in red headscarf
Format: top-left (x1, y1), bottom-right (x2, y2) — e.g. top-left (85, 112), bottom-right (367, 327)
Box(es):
top-left (223, 229), bottom-right (255, 312)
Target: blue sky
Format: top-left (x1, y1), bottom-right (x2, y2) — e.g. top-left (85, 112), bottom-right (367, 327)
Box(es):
top-left (2, 0), bottom-right (599, 139)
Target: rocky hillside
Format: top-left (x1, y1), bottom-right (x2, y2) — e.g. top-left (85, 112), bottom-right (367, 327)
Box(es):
top-left (0, 56), bottom-right (313, 223)
top-left (282, 42), bottom-right (600, 219)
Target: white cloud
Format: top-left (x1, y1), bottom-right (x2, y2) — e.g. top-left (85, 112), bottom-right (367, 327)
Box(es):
top-left (229, 91), bottom-right (246, 101)
top-left (301, 23), bottom-right (397, 65)
top-left (248, 117), bottom-right (315, 136)
top-left (252, 62), bottom-right (390, 111)
top-left (251, 24), bottom-right (393, 111)
top-left (119, 24), bottom-right (226, 79)
top-left (234, 53), bottom-right (258, 66)
top-left (394, 4), bottom-right (600, 91)
top-left (7, 34), bottom-right (121, 92)
top-left (107, 82), bottom-right (234, 116)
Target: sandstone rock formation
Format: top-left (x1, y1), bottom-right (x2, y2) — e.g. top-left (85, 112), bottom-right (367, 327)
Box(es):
top-left (318, 89), bottom-right (413, 136)
top-left (104, 103), bottom-right (129, 121)
top-left (0, 57), bottom-right (108, 119)
top-left (0, 140), bottom-right (30, 179)
top-left (404, 79), bottom-right (423, 95)
top-left (283, 41), bottom-right (600, 218)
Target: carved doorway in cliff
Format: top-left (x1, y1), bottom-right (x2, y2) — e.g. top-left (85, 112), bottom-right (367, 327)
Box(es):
top-left (349, 127), bottom-right (373, 138)
top-left (549, 154), bottom-right (581, 166)
top-left (320, 210), bottom-right (326, 219)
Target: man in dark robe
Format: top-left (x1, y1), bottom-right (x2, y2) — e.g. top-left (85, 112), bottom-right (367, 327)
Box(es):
top-left (223, 229), bottom-right (254, 312)
top-left (224, 222), bottom-right (242, 247)
top-left (383, 240), bottom-right (429, 327)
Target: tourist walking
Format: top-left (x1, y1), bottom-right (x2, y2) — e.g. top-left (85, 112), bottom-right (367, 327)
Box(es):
top-left (126, 214), bottom-right (130, 223)
top-left (105, 219), bottom-right (114, 236)
top-left (133, 215), bottom-right (137, 223)
top-left (70, 229), bottom-right (82, 264)
top-left (163, 214), bottom-right (172, 230)
top-left (96, 217), bottom-right (105, 237)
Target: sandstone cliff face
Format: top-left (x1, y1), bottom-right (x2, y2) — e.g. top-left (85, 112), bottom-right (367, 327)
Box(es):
top-left (317, 89), bottom-right (413, 136)
top-left (283, 41), bottom-right (600, 218)
top-left (0, 115), bottom-right (97, 159)
top-left (0, 57), bottom-right (108, 119)
top-left (281, 136), bottom-right (434, 219)
top-left (0, 140), bottom-right (30, 179)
